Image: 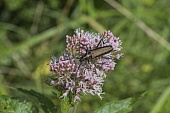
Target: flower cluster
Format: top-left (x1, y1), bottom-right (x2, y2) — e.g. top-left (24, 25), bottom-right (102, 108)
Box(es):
top-left (47, 28), bottom-right (123, 102)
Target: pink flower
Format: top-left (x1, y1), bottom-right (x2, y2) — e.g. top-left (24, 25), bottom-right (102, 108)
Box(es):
top-left (47, 29), bottom-right (123, 102)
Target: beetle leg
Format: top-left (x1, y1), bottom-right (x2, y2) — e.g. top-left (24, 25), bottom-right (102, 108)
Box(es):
top-left (96, 38), bottom-right (106, 47)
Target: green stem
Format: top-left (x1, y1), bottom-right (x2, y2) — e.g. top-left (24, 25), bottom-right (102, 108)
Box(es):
top-left (150, 85), bottom-right (170, 113)
top-left (72, 102), bottom-right (78, 113)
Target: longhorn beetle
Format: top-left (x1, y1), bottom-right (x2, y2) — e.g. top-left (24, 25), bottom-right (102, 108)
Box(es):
top-left (77, 39), bottom-right (113, 71)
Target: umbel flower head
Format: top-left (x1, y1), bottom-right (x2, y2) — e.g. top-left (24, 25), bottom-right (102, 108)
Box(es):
top-left (47, 28), bottom-right (123, 102)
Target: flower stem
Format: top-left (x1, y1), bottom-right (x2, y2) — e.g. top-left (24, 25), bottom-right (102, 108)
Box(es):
top-left (72, 102), bottom-right (78, 113)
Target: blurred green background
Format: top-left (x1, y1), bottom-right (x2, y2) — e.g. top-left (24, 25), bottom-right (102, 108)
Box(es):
top-left (0, 0), bottom-right (170, 113)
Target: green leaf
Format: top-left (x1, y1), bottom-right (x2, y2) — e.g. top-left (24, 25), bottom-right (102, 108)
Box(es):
top-left (60, 98), bottom-right (73, 113)
top-left (17, 88), bottom-right (57, 113)
top-left (94, 98), bottom-right (135, 113)
top-left (0, 95), bottom-right (38, 113)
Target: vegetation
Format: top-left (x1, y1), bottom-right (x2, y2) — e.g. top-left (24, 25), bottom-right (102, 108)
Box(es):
top-left (0, 0), bottom-right (170, 113)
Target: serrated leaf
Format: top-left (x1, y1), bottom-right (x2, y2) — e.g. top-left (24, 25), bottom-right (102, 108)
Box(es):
top-left (94, 98), bottom-right (135, 113)
top-left (17, 88), bottom-right (57, 113)
top-left (0, 95), bottom-right (38, 113)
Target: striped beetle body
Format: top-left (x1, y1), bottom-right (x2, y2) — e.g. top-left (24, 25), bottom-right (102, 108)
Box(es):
top-left (90, 45), bottom-right (113, 58)
top-left (77, 39), bottom-right (113, 70)
top-left (79, 45), bottom-right (113, 62)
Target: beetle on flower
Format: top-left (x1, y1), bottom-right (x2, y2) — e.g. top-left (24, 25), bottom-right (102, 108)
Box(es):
top-left (47, 28), bottom-right (123, 102)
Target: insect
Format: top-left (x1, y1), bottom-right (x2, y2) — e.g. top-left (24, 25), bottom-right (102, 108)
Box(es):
top-left (77, 39), bottom-right (113, 70)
